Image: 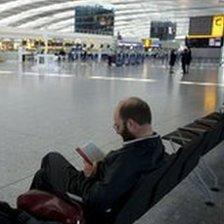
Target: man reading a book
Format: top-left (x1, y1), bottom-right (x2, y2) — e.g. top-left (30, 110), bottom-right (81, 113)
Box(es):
top-left (30, 97), bottom-right (165, 220)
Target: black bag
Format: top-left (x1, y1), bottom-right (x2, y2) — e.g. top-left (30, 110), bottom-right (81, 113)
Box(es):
top-left (0, 201), bottom-right (61, 224)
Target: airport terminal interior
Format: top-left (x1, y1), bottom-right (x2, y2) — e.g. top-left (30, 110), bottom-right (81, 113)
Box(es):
top-left (0, 0), bottom-right (224, 224)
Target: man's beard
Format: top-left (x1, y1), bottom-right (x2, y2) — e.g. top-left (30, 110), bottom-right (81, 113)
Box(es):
top-left (121, 124), bottom-right (136, 142)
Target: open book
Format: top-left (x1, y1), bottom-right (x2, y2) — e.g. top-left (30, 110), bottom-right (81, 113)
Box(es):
top-left (75, 142), bottom-right (105, 165)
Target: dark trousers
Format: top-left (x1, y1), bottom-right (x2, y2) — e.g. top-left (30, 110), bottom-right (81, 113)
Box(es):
top-left (30, 152), bottom-right (86, 196)
top-left (182, 62), bottom-right (186, 74)
top-left (30, 153), bottom-right (119, 224)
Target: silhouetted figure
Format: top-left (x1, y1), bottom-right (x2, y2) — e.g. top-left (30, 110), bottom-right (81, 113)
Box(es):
top-left (181, 49), bottom-right (188, 74)
top-left (186, 48), bottom-right (192, 74)
top-left (108, 55), bottom-right (112, 66)
top-left (169, 49), bottom-right (177, 74)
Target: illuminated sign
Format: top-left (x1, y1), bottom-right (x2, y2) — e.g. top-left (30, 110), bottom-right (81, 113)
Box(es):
top-left (212, 16), bottom-right (224, 37)
top-left (142, 38), bottom-right (152, 48)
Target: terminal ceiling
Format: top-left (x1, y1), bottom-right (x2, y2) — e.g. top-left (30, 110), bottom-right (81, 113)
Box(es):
top-left (0, 0), bottom-right (223, 37)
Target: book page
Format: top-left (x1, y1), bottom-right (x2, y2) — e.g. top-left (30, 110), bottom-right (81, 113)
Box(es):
top-left (76, 142), bottom-right (105, 164)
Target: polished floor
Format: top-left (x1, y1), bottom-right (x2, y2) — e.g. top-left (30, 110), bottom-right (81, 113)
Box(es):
top-left (0, 59), bottom-right (223, 223)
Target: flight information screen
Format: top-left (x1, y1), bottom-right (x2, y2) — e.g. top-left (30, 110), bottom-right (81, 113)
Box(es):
top-left (150, 21), bottom-right (176, 40)
top-left (189, 16), bottom-right (213, 35)
top-left (75, 5), bottom-right (114, 36)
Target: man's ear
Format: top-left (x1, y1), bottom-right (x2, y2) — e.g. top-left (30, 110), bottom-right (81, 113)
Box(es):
top-left (127, 119), bottom-right (135, 129)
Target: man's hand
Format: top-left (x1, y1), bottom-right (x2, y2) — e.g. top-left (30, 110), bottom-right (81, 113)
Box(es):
top-left (83, 161), bottom-right (97, 177)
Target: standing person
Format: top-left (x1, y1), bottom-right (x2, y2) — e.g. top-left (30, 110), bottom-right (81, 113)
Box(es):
top-left (169, 49), bottom-right (177, 74)
top-left (30, 97), bottom-right (165, 222)
top-left (181, 48), bottom-right (188, 74)
top-left (186, 47), bottom-right (192, 74)
top-left (108, 54), bottom-right (112, 66)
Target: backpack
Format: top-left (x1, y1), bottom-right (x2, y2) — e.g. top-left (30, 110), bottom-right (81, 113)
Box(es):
top-left (17, 190), bottom-right (85, 224)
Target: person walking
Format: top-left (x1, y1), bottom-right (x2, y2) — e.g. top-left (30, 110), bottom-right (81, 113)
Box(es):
top-left (169, 49), bottom-right (177, 74)
top-left (186, 47), bottom-right (192, 74)
top-left (181, 48), bottom-right (188, 74)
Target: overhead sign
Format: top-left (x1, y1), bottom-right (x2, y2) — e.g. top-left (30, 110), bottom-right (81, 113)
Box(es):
top-left (74, 5), bottom-right (115, 36)
top-left (150, 21), bottom-right (176, 40)
top-left (142, 38), bottom-right (152, 48)
top-left (189, 16), bottom-right (213, 36)
top-left (188, 15), bottom-right (224, 39)
top-left (212, 16), bottom-right (224, 37)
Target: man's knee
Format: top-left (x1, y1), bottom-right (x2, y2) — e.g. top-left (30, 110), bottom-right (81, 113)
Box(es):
top-left (41, 151), bottom-right (64, 168)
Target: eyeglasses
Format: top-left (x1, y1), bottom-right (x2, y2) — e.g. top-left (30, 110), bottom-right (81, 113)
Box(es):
top-left (113, 121), bottom-right (127, 132)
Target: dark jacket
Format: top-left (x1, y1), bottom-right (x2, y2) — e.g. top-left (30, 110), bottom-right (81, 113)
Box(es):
top-left (186, 49), bottom-right (192, 65)
top-left (169, 51), bottom-right (176, 66)
top-left (181, 50), bottom-right (188, 64)
top-left (80, 134), bottom-right (165, 213)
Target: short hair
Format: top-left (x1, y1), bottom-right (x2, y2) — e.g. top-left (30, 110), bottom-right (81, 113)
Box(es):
top-left (118, 97), bottom-right (152, 125)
